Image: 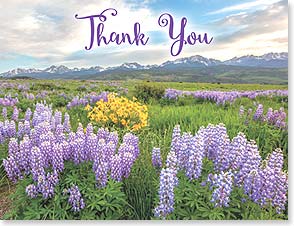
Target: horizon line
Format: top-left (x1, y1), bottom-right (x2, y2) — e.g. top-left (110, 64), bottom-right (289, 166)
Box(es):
top-left (0, 51), bottom-right (288, 74)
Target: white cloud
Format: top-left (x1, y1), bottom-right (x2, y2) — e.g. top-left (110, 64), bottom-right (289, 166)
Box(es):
top-left (207, 0), bottom-right (282, 15)
top-left (0, 0), bottom-right (158, 60)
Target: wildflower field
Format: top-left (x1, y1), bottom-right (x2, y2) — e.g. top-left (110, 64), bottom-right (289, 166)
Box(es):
top-left (0, 79), bottom-right (288, 220)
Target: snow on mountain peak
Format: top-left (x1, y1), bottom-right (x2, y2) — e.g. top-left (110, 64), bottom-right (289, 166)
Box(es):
top-left (0, 52), bottom-right (288, 78)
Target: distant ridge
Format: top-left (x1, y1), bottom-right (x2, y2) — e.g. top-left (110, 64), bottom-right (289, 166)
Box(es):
top-left (0, 52), bottom-right (288, 84)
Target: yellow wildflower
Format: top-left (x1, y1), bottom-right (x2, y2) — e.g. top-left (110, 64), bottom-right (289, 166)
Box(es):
top-left (86, 93), bottom-right (148, 131)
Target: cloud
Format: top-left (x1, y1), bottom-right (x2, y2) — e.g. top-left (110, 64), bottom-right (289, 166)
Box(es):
top-left (0, 0), bottom-right (157, 61)
top-left (214, 0), bottom-right (287, 41)
top-left (207, 0), bottom-right (283, 15)
top-left (201, 0), bottom-right (288, 59)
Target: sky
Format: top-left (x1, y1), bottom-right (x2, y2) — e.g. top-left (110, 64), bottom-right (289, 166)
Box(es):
top-left (0, 0), bottom-right (288, 72)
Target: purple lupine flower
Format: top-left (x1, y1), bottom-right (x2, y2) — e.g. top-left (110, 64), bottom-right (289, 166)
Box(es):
top-left (30, 146), bottom-right (46, 182)
top-left (235, 140), bottom-right (261, 185)
top-left (72, 138), bottom-right (86, 164)
top-left (267, 148), bottom-right (284, 170)
top-left (122, 133), bottom-right (140, 159)
top-left (52, 143), bottom-right (64, 172)
top-left (243, 169), bottom-right (263, 204)
top-left (186, 134), bottom-right (205, 180)
top-left (244, 149), bottom-right (288, 213)
top-left (261, 149), bottom-right (287, 212)
top-left (166, 150), bottom-right (178, 187)
top-left (152, 147), bottom-right (162, 168)
top-left (207, 171), bottom-right (234, 207)
top-left (170, 125), bottom-right (181, 155)
top-left (50, 116), bottom-right (56, 131)
top-left (0, 97), bottom-right (18, 107)
top-left (30, 129), bottom-right (39, 147)
top-left (164, 89), bottom-right (288, 105)
top-left (2, 120), bottom-right (9, 137)
top-left (12, 106), bottom-right (19, 121)
top-left (8, 120), bottom-right (16, 138)
top-left (120, 151), bottom-right (135, 178)
top-left (56, 124), bottom-right (66, 142)
top-left (40, 141), bottom-right (51, 167)
top-left (93, 159), bottom-right (109, 188)
top-left (23, 92), bottom-right (35, 100)
top-left (0, 102), bottom-right (140, 204)
top-left (3, 156), bottom-right (22, 183)
top-left (264, 107), bottom-right (287, 129)
top-left (61, 140), bottom-right (71, 161)
top-left (227, 132), bottom-right (248, 170)
top-left (2, 107), bottom-right (7, 119)
top-left (118, 142), bottom-right (132, 157)
top-left (96, 127), bottom-right (109, 141)
top-left (17, 121), bottom-right (24, 138)
top-left (0, 130), bottom-right (4, 144)
top-left (24, 120), bottom-right (31, 135)
top-left (47, 170), bottom-right (59, 186)
top-left (204, 123), bottom-right (228, 162)
top-left (68, 185), bottom-right (85, 212)
top-left (106, 131), bottom-right (119, 147)
top-left (211, 133), bottom-right (231, 172)
top-left (266, 108), bottom-right (273, 123)
top-left (272, 171), bottom-right (288, 214)
top-left (19, 135), bottom-right (31, 174)
top-left (54, 111), bottom-right (62, 126)
top-left (154, 168), bottom-right (176, 219)
top-left (86, 133), bottom-right (98, 161)
top-left (102, 140), bottom-right (116, 163)
top-left (166, 150), bottom-right (178, 170)
top-left (67, 91), bottom-right (109, 109)
top-left (177, 132), bottom-right (193, 170)
top-left (86, 123), bottom-right (94, 137)
top-left (8, 138), bottom-right (19, 159)
top-left (71, 140), bottom-right (80, 165)
top-left (63, 112), bottom-right (71, 133)
top-left (25, 108), bottom-right (32, 121)
top-left (110, 154), bottom-right (122, 182)
top-left (253, 104), bottom-right (263, 121)
top-left (76, 123), bottom-right (85, 140)
top-left (26, 184), bottom-right (38, 198)
top-left (39, 131), bottom-right (54, 146)
top-left (68, 134), bottom-right (76, 161)
top-left (37, 175), bottom-right (55, 199)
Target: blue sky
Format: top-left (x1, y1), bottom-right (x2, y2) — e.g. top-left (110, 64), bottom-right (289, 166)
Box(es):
top-left (0, 0), bottom-right (288, 72)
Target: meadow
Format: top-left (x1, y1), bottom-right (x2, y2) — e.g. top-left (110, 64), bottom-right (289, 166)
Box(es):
top-left (0, 79), bottom-right (288, 220)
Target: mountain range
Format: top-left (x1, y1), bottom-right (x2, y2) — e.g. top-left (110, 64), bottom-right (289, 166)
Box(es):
top-left (0, 52), bottom-right (288, 84)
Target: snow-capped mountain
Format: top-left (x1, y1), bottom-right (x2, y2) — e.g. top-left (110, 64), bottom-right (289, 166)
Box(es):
top-left (160, 55), bottom-right (222, 68)
top-left (107, 62), bottom-right (149, 71)
top-left (263, 52), bottom-right (288, 60)
top-left (0, 52), bottom-right (288, 78)
top-left (0, 68), bottom-right (42, 77)
top-left (121, 62), bottom-right (145, 69)
top-left (0, 65), bottom-right (105, 78)
top-left (87, 66), bottom-right (104, 72)
top-left (44, 65), bottom-right (71, 74)
top-left (223, 52), bottom-right (288, 67)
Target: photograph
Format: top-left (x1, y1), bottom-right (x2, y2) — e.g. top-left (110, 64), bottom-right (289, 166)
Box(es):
top-left (0, 0), bottom-right (289, 220)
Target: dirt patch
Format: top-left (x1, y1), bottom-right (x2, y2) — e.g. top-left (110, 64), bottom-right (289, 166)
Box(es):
top-left (0, 185), bottom-right (15, 219)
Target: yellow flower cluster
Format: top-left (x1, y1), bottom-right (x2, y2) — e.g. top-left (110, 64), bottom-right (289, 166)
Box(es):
top-left (86, 93), bottom-right (148, 131)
